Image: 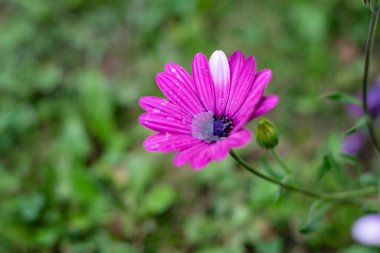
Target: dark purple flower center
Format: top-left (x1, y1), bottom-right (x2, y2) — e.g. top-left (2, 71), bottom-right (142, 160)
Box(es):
top-left (213, 115), bottom-right (233, 138)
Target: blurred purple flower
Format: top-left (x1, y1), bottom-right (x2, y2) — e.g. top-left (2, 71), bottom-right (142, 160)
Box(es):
top-left (346, 83), bottom-right (380, 119)
top-left (352, 214), bottom-right (380, 246)
top-left (342, 132), bottom-right (368, 155)
top-left (342, 81), bottom-right (380, 155)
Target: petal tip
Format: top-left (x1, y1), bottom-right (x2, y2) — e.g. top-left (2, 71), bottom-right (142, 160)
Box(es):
top-left (138, 113), bottom-right (148, 126)
top-left (164, 62), bottom-right (184, 76)
top-left (271, 95), bottom-right (279, 105)
top-left (173, 154), bottom-right (186, 167)
top-left (209, 50), bottom-right (230, 87)
top-left (138, 96), bottom-right (150, 109)
top-left (261, 68), bottom-right (273, 78)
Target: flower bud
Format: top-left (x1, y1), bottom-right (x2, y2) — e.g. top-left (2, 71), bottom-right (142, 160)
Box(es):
top-left (352, 214), bottom-right (380, 246)
top-left (255, 119), bottom-right (278, 149)
top-left (364, 0), bottom-right (380, 12)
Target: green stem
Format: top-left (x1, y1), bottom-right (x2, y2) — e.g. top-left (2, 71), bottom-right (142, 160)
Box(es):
top-left (270, 148), bottom-right (291, 175)
top-left (362, 10), bottom-right (380, 154)
top-left (229, 150), bottom-right (376, 201)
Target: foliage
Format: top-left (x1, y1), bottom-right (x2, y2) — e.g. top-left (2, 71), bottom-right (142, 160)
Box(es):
top-left (0, 0), bottom-right (379, 252)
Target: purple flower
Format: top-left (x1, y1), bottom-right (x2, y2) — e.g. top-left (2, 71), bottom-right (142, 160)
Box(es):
top-left (139, 50), bottom-right (278, 169)
top-left (347, 83), bottom-right (380, 119)
top-left (342, 83), bottom-right (380, 155)
top-left (342, 131), bottom-right (368, 155)
top-left (352, 214), bottom-right (380, 246)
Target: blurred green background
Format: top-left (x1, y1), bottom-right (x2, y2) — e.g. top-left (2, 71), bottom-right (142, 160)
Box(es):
top-left (1, 0), bottom-right (380, 252)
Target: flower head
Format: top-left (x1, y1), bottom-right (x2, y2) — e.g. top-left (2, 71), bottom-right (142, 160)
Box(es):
top-left (139, 50), bottom-right (278, 169)
top-left (352, 214), bottom-right (380, 246)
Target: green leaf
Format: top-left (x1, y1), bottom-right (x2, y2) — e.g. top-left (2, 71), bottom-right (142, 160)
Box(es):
top-left (340, 153), bottom-right (360, 164)
top-left (126, 152), bottom-right (156, 198)
top-left (344, 116), bottom-right (368, 136)
top-left (320, 92), bottom-right (361, 105)
top-left (274, 176), bottom-right (291, 202)
top-left (77, 70), bottom-right (116, 144)
top-left (299, 200), bottom-right (332, 234)
top-left (141, 185), bottom-right (177, 216)
top-left (316, 155), bottom-right (332, 183)
top-left (59, 114), bottom-right (91, 160)
top-left (323, 135), bottom-right (350, 185)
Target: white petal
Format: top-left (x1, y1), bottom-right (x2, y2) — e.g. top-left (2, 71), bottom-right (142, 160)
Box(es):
top-left (352, 214), bottom-right (380, 246)
top-left (209, 50), bottom-right (230, 87)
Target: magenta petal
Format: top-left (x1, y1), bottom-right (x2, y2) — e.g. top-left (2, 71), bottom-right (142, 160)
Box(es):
top-left (164, 62), bottom-right (198, 95)
top-left (189, 130), bottom-right (251, 169)
top-left (173, 143), bottom-right (208, 168)
top-left (226, 52), bottom-right (245, 111)
top-left (156, 73), bottom-right (203, 115)
top-left (203, 130), bottom-right (251, 167)
top-left (225, 56), bottom-right (256, 117)
top-left (228, 51), bottom-right (246, 76)
top-left (190, 149), bottom-right (212, 169)
top-left (139, 113), bottom-right (191, 134)
top-left (233, 69), bottom-right (273, 129)
top-left (192, 53), bottom-right (216, 112)
top-left (225, 129), bottom-right (252, 147)
top-left (250, 95), bottom-right (279, 119)
top-left (144, 133), bottom-right (201, 152)
top-left (139, 96), bottom-right (192, 121)
top-left (173, 129), bottom-right (252, 170)
top-left (206, 141), bottom-right (230, 161)
top-left (203, 130), bottom-right (251, 161)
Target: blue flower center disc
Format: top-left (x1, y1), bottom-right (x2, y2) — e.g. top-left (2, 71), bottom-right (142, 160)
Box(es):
top-left (213, 115), bottom-right (233, 138)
